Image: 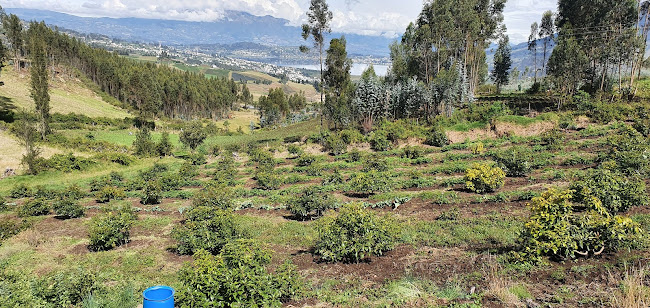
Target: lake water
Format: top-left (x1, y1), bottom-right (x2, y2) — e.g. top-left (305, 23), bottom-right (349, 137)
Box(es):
top-left (277, 63), bottom-right (389, 76)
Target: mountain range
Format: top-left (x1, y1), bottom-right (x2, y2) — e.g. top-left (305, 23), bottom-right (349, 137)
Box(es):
top-left (5, 8), bottom-right (396, 57)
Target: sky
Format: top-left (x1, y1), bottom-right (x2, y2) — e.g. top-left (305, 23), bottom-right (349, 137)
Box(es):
top-left (3, 0), bottom-right (558, 43)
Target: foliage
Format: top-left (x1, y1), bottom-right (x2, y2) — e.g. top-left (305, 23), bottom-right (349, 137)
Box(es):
top-left (141, 181), bottom-right (162, 205)
top-left (287, 186), bottom-right (336, 220)
top-left (314, 203), bottom-right (401, 263)
top-left (348, 171), bottom-right (393, 196)
top-left (133, 127), bottom-right (155, 156)
top-left (176, 240), bottom-right (301, 307)
top-left (323, 36), bottom-right (354, 129)
top-left (323, 133), bottom-right (347, 155)
top-left (180, 121), bottom-right (207, 151)
top-left (296, 154), bottom-right (317, 167)
top-left (10, 183), bottom-right (34, 198)
top-left (517, 188), bottom-right (642, 262)
top-left (192, 184), bottom-right (235, 210)
top-left (172, 206), bottom-right (248, 255)
top-left (541, 128), bottom-right (565, 150)
top-left (88, 209), bottom-right (134, 251)
top-left (255, 171), bottom-right (283, 190)
top-left (18, 198), bottom-right (50, 217)
top-left (13, 118), bottom-right (42, 175)
top-left (258, 88), bottom-right (289, 127)
top-left (470, 142), bottom-right (485, 154)
top-left (361, 154), bottom-right (389, 172)
top-left (401, 146), bottom-right (425, 159)
top-left (369, 130), bottom-right (392, 151)
top-left (95, 186), bottom-right (126, 203)
top-left (464, 163), bottom-right (506, 193)
top-left (53, 198), bottom-right (85, 219)
top-left (156, 131), bottom-right (173, 156)
top-left (33, 267), bottom-right (98, 306)
top-left (287, 144), bottom-right (303, 156)
top-left (570, 166), bottom-right (647, 214)
top-left (41, 153), bottom-right (96, 172)
top-left (424, 126), bottom-right (449, 147)
top-left (604, 126), bottom-right (650, 176)
top-left (492, 146), bottom-right (533, 177)
top-left (28, 21), bottom-right (51, 139)
top-left (491, 35), bottom-right (512, 93)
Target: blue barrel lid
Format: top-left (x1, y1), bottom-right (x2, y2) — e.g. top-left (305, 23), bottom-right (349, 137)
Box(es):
top-left (143, 285), bottom-right (175, 302)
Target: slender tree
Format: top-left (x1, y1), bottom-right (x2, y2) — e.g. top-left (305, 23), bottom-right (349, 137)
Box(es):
top-left (539, 11), bottom-right (555, 75)
top-left (528, 22), bottom-right (539, 83)
top-left (2, 14), bottom-right (22, 71)
top-left (14, 116), bottom-right (41, 175)
top-left (492, 35), bottom-right (512, 94)
top-left (300, 0), bottom-right (333, 133)
top-left (323, 36), bottom-right (353, 130)
top-left (28, 22), bottom-right (50, 140)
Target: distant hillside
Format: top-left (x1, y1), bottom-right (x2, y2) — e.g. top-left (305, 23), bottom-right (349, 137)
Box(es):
top-left (5, 8), bottom-right (395, 57)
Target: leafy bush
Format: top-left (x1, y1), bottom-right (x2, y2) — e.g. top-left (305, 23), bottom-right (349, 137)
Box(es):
top-left (401, 146), bottom-right (425, 159)
top-left (192, 184), bottom-right (235, 210)
top-left (369, 130), bottom-right (392, 151)
top-left (42, 153), bottom-right (96, 171)
top-left (88, 209), bottom-right (134, 251)
top-left (296, 154), bottom-right (317, 167)
top-left (464, 163), bottom-right (505, 193)
top-left (323, 134), bottom-right (347, 155)
top-left (141, 181), bottom-right (162, 205)
top-left (10, 183), bottom-right (33, 198)
top-left (492, 146), bottom-right (533, 177)
top-left (570, 166), bottom-right (647, 214)
top-left (255, 171), bottom-right (282, 190)
top-left (287, 144), bottom-right (303, 156)
top-left (348, 171), bottom-right (393, 196)
top-left (172, 207), bottom-right (248, 255)
top-left (33, 267), bottom-right (98, 306)
top-left (156, 131), bottom-right (173, 156)
top-left (18, 198), bottom-right (50, 217)
top-left (95, 186), bottom-right (126, 203)
top-left (96, 152), bottom-right (135, 166)
top-left (339, 129), bottom-right (364, 144)
top-left (424, 126), bottom-right (449, 147)
top-left (361, 154), bottom-right (388, 172)
top-left (517, 188), bottom-right (642, 262)
top-left (470, 142), bottom-right (485, 155)
top-left (286, 186), bottom-right (336, 220)
top-left (541, 128), bottom-right (565, 150)
top-left (314, 203), bottom-right (401, 263)
top-left (53, 198), bottom-right (85, 219)
top-left (180, 121), bottom-right (207, 151)
top-left (346, 149), bottom-right (363, 162)
top-left (34, 185), bottom-right (58, 199)
top-left (176, 240), bottom-right (301, 307)
top-left (604, 126), bottom-right (650, 176)
top-left (133, 127), bottom-right (156, 156)
top-left (59, 184), bottom-right (86, 200)
top-left (322, 169), bottom-right (344, 185)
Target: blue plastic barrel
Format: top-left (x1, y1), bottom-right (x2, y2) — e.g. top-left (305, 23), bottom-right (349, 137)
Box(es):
top-left (143, 286), bottom-right (174, 308)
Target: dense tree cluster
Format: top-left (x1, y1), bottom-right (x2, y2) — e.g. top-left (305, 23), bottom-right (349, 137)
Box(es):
top-left (1, 13), bottom-right (245, 121)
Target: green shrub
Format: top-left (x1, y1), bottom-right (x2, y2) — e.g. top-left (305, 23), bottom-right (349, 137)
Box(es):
top-left (180, 121), bottom-right (207, 150)
top-left (633, 118), bottom-right (650, 137)
top-left (516, 188), bottom-right (642, 262)
top-left (492, 146), bottom-right (533, 177)
top-left (59, 184), bottom-right (86, 200)
top-left (178, 162), bottom-right (199, 180)
top-left (464, 163), bottom-right (505, 193)
top-left (255, 171), bottom-right (282, 190)
top-left (287, 144), bottom-right (303, 156)
top-left (339, 129), bottom-right (364, 144)
top-left (176, 240), bottom-right (301, 307)
top-left (10, 183), bottom-right (33, 198)
top-left (323, 134), bottom-right (347, 155)
top-left (133, 127), bottom-right (156, 156)
top-left (314, 203), bottom-right (401, 263)
top-left (43, 153), bottom-right (96, 171)
top-left (141, 181), bottom-right (162, 205)
top-left (18, 198), bottom-right (50, 217)
top-left (541, 128), bottom-right (565, 151)
top-left (185, 152), bottom-right (207, 165)
top-left (96, 152), bottom-right (135, 166)
top-left (156, 131), bottom-right (173, 156)
top-left (361, 154), bottom-right (388, 172)
top-left (192, 184), bottom-right (235, 210)
top-left (88, 210), bottom-right (134, 251)
top-left (95, 186), bottom-right (126, 203)
top-left (348, 171), bottom-right (393, 196)
top-left (172, 207), bottom-right (248, 255)
top-left (286, 186), bottom-right (336, 220)
top-left (322, 169), bottom-right (344, 185)
top-left (296, 154), bottom-right (317, 167)
top-left (470, 142), bottom-right (485, 155)
top-left (34, 185), bottom-right (58, 199)
top-left (346, 149), bottom-right (363, 162)
top-left (53, 198), bottom-right (85, 219)
top-left (605, 126), bottom-right (650, 176)
top-left (424, 126), bottom-right (449, 147)
top-left (33, 267), bottom-right (98, 306)
top-left (370, 130), bottom-right (392, 151)
top-left (0, 219), bottom-right (28, 243)
top-left (401, 146), bottom-right (425, 159)
top-left (570, 166), bottom-right (647, 214)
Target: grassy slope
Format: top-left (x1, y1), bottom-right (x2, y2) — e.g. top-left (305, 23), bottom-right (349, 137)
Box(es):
top-left (0, 67), bottom-right (131, 119)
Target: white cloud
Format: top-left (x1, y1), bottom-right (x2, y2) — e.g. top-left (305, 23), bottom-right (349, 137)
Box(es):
top-left (3, 0), bottom-right (559, 41)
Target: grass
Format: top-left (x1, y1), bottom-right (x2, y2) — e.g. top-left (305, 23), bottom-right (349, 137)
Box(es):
top-left (0, 67), bottom-right (131, 119)
top-left (496, 115), bottom-right (541, 126)
top-left (447, 121), bottom-right (488, 132)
